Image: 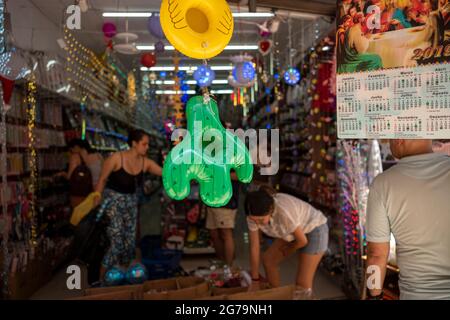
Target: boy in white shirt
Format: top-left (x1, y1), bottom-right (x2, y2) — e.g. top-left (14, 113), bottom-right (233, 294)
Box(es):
top-left (246, 188), bottom-right (328, 298)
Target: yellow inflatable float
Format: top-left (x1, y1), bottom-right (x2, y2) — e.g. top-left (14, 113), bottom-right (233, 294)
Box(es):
top-left (160, 0), bottom-right (234, 59)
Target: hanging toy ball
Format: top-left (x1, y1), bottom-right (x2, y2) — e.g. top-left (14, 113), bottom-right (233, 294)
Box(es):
top-left (284, 67), bottom-right (301, 85)
top-left (141, 53), bottom-right (157, 68)
top-left (104, 266), bottom-right (126, 286)
top-left (233, 61), bottom-right (256, 84)
top-left (155, 41), bottom-right (165, 54)
top-left (194, 65), bottom-right (215, 87)
top-left (102, 22), bottom-right (117, 39)
top-left (126, 263), bottom-right (148, 284)
top-left (148, 14), bottom-right (166, 39)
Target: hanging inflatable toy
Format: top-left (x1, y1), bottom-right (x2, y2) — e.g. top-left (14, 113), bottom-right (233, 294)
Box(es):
top-left (162, 96), bottom-right (253, 207)
top-left (159, 0), bottom-right (234, 59)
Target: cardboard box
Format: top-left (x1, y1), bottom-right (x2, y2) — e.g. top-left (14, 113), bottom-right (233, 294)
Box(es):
top-left (211, 286), bottom-right (248, 296)
top-left (69, 290), bottom-right (136, 300)
top-left (228, 285), bottom-right (295, 300)
top-left (197, 294), bottom-right (228, 300)
top-left (84, 284), bottom-right (144, 300)
top-left (142, 276), bottom-right (209, 300)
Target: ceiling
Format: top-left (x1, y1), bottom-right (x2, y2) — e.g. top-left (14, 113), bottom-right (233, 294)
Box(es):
top-left (8, 0), bottom-right (335, 88)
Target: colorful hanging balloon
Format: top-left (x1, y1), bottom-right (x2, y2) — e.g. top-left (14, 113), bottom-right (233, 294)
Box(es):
top-left (148, 14), bottom-right (166, 39)
top-left (284, 67), bottom-right (301, 85)
top-left (193, 65), bottom-right (215, 87)
top-left (233, 62), bottom-right (256, 84)
top-left (155, 41), bottom-right (165, 54)
top-left (104, 266), bottom-right (126, 286)
top-left (141, 53), bottom-right (156, 68)
top-left (102, 22), bottom-right (117, 38)
top-left (162, 96), bottom-right (253, 207)
top-left (126, 263), bottom-right (148, 284)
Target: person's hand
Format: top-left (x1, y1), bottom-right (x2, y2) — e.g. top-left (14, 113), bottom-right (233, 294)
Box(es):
top-left (390, 19), bottom-right (400, 25)
top-left (93, 193), bottom-right (102, 207)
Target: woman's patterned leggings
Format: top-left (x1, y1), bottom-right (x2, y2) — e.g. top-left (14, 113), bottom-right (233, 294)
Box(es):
top-left (102, 189), bottom-right (138, 269)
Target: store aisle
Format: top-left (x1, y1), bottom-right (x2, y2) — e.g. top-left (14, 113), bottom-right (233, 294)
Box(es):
top-left (181, 203), bottom-right (346, 300)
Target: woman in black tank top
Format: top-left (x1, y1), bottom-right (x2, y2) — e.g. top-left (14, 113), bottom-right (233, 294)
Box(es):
top-left (93, 129), bottom-right (163, 282)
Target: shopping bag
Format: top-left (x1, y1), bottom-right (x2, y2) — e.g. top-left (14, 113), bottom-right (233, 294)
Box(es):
top-left (70, 192), bottom-right (101, 226)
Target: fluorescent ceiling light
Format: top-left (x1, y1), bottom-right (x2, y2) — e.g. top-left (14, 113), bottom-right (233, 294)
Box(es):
top-left (154, 80), bottom-right (229, 85)
top-left (103, 12), bottom-right (152, 17)
top-left (232, 12), bottom-right (274, 18)
top-left (155, 90), bottom-right (232, 95)
top-left (141, 66), bottom-right (232, 72)
top-left (103, 12), bottom-right (273, 18)
top-left (212, 90), bottom-right (234, 94)
top-left (136, 45), bottom-right (258, 51)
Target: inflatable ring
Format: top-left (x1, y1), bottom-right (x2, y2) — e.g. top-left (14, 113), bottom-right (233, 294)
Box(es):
top-left (160, 0), bottom-right (234, 59)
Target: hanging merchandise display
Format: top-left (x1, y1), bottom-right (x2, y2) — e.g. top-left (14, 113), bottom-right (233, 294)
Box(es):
top-left (102, 22), bottom-right (117, 39)
top-left (172, 56), bottom-right (184, 128)
top-left (193, 65), bottom-right (215, 88)
top-left (141, 53), bottom-right (156, 68)
top-left (284, 67), bottom-right (301, 86)
top-left (162, 95), bottom-right (253, 207)
top-left (160, 0), bottom-right (234, 59)
top-left (336, 139), bottom-right (383, 299)
top-left (26, 75), bottom-right (38, 247)
top-left (154, 41), bottom-right (165, 55)
top-left (147, 13), bottom-right (166, 40)
top-left (258, 39), bottom-right (272, 56)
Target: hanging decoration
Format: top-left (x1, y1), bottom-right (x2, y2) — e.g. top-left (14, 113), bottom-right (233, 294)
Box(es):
top-left (126, 263), bottom-right (148, 284)
top-left (127, 72), bottom-right (137, 106)
top-left (193, 65), bottom-right (215, 88)
top-left (0, 0), bottom-right (11, 295)
top-left (233, 61), bottom-right (256, 84)
top-left (0, 75), bottom-right (14, 111)
top-left (337, 139), bottom-right (383, 297)
top-left (283, 18), bottom-right (301, 86)
top-left (26, 75), bottom-right (38, 247)
top-left (284, 67), bottom-right (301, 85)
top-left (172, 56), bottom-right (184, 128)
top-left (0, 50), bottom-right (31, 81)
top-left (102, 22), bottom-right (117, 39)
top-left (113, 20), bottom-right (139, 55)
top-left (147, 13), bottom-right (166, 39)
top-left (104, 266), bottom-right (126, 286)
top-left (258, 39), bottom-right (272, 56)
top-left (160, 0), bottom-right (234, 59)
top-left (0, 0), bottom-right (5, 55)
top-left (154, 41), bottom-right (165, 55)
top-left (162, 96), bottom-right (253, 207)
top-left (140, 53), bottom-right (156, 68)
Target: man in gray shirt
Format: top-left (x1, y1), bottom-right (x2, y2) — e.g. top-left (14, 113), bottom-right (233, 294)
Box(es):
top-left (366, 139), bottom-right (450, 300)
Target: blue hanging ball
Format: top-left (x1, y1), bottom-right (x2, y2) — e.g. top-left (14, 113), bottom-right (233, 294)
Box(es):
top-left (181, 84), bottom-right (190, 92)
top-left (233, 61), bottom-right (255, 84)
top-left (104, 266), bottom-right (126, 286)
top-left (193, 65), bottom-right (215, 87)
top-left (177, 70), bottom-right (187, 79)
top-left (274, 73), bottom-right (280, 80)
top-left (284, 67), bottom-right (301, 85)
top-left (160, 71), bottom-right (167, 78)
top-left (126, 263), bottom-right (148, 284)
top-left (181, 94), bottom-right (189, 103)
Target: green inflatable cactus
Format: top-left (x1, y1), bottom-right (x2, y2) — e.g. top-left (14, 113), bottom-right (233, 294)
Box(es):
top-left (163, 95), bottom-right (253, 207)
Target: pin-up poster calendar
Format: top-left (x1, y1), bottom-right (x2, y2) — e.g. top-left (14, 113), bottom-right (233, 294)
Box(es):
top-left (336, 0), bottom-right (450, 139)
